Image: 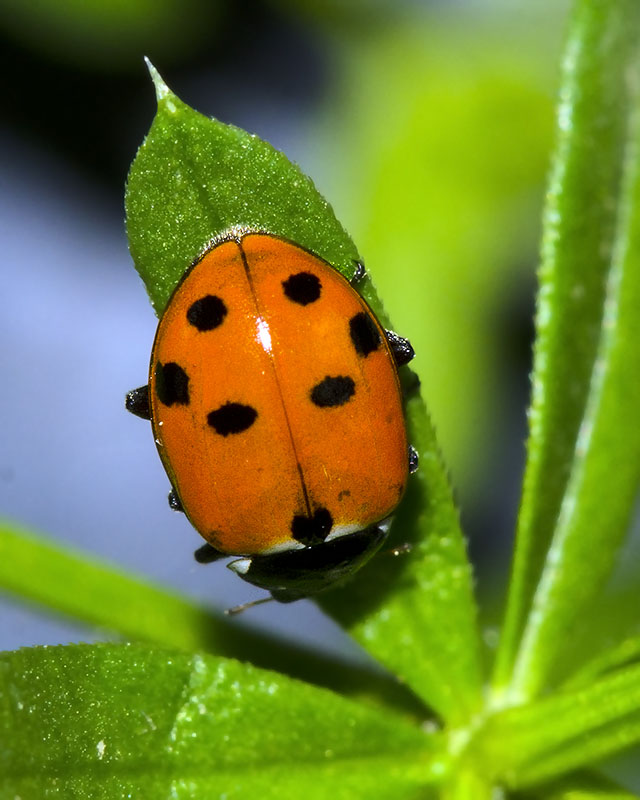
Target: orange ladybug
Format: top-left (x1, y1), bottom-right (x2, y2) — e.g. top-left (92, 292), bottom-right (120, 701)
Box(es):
top-left (127, 232), bottom-right (417, 603)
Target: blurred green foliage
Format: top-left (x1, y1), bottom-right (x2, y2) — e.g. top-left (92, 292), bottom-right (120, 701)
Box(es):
top-left (312, 3), bottom-right (569, 497)
top-left (0, 0), bottom-right (219, 69)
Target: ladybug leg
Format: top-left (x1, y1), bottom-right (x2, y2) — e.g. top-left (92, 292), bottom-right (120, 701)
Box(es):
top-left (408, 445), bottom-right (419, 474)
top-left (194, 542), bottom-right (227, 563)
top-left (385, 330), bottom-right (415, 367)
top-left (225, 596), bottom-right (275, 615)
top-left (168, 488), bottom-right (184, 512)
top-left (125, 385), bottom-right (150, 420)
top-left (350, 259), bottom-right (366, 284)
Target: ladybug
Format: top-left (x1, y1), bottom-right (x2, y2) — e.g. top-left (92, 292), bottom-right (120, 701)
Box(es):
top-left (126, 231), bottom-right (417, 604)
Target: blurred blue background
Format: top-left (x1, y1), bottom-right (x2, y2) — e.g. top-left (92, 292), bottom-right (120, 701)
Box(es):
top-left (2, 0), bottom-right (609, 705)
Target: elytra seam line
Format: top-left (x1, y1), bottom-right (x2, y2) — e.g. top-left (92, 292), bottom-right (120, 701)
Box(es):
top-left (238, 240), bottom-right (313, 519)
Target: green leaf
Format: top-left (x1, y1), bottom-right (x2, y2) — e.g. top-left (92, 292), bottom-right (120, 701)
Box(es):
top-left (544, 581), bottom-right (640, 688)
top-left (518, 771), bottom-right (640, 798)
top-left (126, 61), bottom-right (360, 315)
top-left (0, 519), bottom-right (423, 714)
top-left (512, 713), bottom-right (640, 790)
top-left (563, 629), bottom-right (640, 690)
top-left (125, 66), bottom-right (484, 723)
top-left (0, 518), bottom-right (224, 652)
top-left (494, 0), bottom-right (640, 699)
top-left (319, 390), bottom-right (484, 725)
top-left (0, 644), bottom-right (438, 798)
top-left (479, 662), bottom-right (640, 788)
top-left (440, 768), bottom-right (494, 800)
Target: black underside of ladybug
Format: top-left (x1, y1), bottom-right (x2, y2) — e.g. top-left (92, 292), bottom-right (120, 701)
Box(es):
top-left (193, 523), bottom-right (389, 602)
top-left (228, 525), bottom-right (390, 603)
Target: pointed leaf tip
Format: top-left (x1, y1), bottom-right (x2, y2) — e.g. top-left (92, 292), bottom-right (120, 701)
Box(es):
top-left (144, 57), bottom-right (173, 105)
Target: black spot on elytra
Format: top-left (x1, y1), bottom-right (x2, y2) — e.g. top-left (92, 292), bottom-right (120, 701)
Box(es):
top-left (310, 376), bottom-right (355, 408)
top-left (349, 311), bottom-right (381, 357)
top-left (207, 402), bottom-right (258, 436)
top-left (155, 362), bottom-right (190, 406)
top-left (282, 272), bottom-right (321, 305)
top-left (187, 295), bottom-right (227, 331)
top-left (291, 507), bottom-right (333, 546)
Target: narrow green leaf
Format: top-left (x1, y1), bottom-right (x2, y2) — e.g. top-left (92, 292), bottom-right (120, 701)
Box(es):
top-left (494, 0), bottom-right (640, 693)
top-left (125, 67), bottom-right (484, 722)
top-left (0, 519), bottom-right (424, 713)
top-left (319, 390), bottom-right (484, 725)
top-left (513, 713), bottom-right (640, 789)
top-left (507, 15), bottom-right (640, 700)
top-left (545, 582), bottom-right (640, 687)
top-left (479, 662), bottom-right (640, 788)
top-left (0, 519), bottom-right (222, 652)
top-left (517, 771), bottom-right (640, 798)
top-left (0, 644), bottom-right (439, 799)
top-left (440, 768), bottom-right (494, 800)
top-left (126, 61), bottom-right (360, 315)
top-left (563, 633), bottom-right (640, 690)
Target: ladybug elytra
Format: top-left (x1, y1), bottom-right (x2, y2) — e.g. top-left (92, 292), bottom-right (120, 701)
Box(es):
top-left (127, 231), bottom-right (416, 604)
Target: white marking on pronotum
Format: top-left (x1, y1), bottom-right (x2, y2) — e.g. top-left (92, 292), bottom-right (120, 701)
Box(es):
top-left (228, 558), bottom-right (252, 576)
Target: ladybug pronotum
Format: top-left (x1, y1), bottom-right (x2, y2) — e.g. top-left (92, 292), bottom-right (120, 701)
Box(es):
top-left (127, 231), bottom-right (417, 604)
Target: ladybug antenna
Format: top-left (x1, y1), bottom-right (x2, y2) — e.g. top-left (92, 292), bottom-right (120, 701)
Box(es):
top-left (224, 595), bottom-right (274, 616)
